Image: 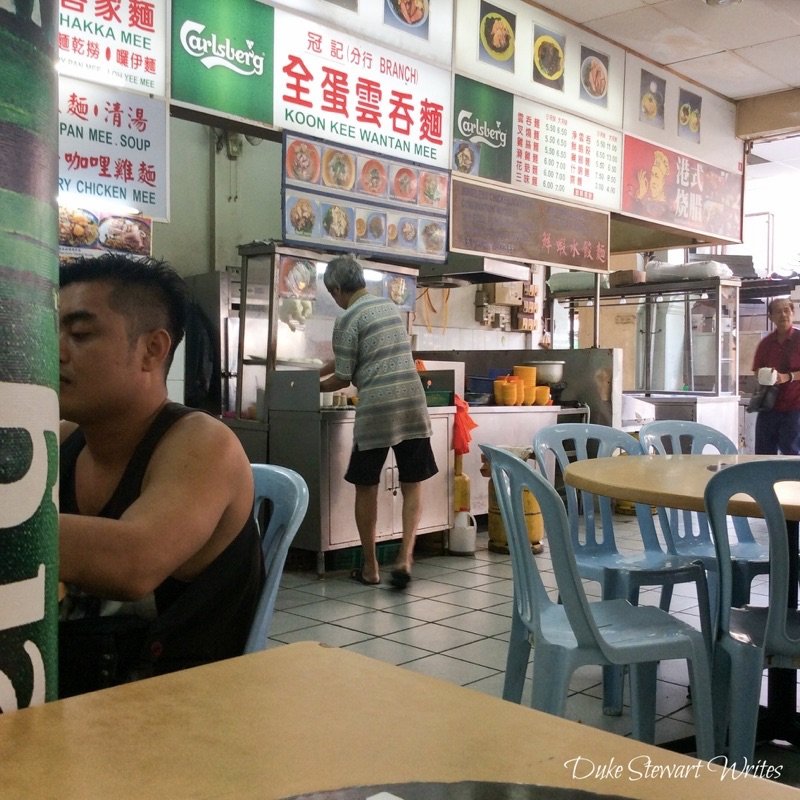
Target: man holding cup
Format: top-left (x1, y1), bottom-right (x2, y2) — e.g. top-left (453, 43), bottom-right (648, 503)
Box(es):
top-left (752, 297), bottom-right (800, 455)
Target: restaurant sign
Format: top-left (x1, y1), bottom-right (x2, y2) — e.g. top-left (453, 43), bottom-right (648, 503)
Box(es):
top-left (57, 0), bottom-right (167, 96)
top-left (273, 8), bottom-right (451, 169)
top-left (170, 0), bottom-right (274, 125)
top-left (58, 75), bottom-right (169, 220)
top-left (452, 76), bottom-right (622, 212)
top-left (450, 176), bottom-right (609, 272)
top-left (621, 135), bottom-right (743, 242)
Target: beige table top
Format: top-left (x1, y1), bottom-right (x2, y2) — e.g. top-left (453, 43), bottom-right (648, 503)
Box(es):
top-left (0, 642), bottom-right (796, 799)
top-left (565, 454), bottom-right (800, 520)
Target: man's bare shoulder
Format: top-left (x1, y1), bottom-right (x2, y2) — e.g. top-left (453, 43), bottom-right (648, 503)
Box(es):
top-left (165, 409), bottom-right (245, 453)
top-left (154, 409), bottom-right (252, 482)
top-left (60, 419), bottom-right (79, 441)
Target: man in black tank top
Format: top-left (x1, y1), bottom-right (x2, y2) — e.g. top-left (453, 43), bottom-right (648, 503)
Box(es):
top-left (58, 255), bottom-right (264, 697)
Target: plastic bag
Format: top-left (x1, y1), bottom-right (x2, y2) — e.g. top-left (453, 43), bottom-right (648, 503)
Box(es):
top-left (746, 384), bottom-right (779, 413)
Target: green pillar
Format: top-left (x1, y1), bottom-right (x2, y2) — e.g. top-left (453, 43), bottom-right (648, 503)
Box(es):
top-left (0, 2), bottom-right (59, 708)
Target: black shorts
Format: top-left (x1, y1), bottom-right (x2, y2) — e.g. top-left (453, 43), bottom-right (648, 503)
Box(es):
top-left (345, 437), bottom-right (439, 486)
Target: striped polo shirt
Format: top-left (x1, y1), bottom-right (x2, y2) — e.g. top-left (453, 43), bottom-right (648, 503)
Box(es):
top-left (332, 293), bottom-right (431, 450)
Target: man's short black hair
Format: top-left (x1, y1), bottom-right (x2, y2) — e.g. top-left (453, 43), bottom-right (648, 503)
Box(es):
top-left (60, 254), bottom-right (189, 371)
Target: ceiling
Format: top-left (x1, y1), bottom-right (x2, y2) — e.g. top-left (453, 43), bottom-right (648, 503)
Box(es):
top-left (529, 0), bottom-right (800, 179)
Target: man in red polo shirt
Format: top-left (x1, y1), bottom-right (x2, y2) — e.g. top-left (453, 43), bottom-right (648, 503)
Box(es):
top-left (752, 297), bottom-right (800, 455)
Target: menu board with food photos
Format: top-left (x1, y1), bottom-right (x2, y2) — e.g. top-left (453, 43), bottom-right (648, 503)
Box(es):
top-left (454, 0), bottom-right (625, 130)
top-left (58, 207), bottom-right (152, 263)
top-left (283, 134), bottom-right (448, 263)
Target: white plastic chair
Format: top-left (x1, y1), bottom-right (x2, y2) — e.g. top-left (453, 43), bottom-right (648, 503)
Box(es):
top-left (481, 444), bottom-right (715, 758)
top-left (244, 464), bottom-right (309, 653)
top-left (639, 419), bottom-right (769, 607)
top-left (531, 423), bottom-right (711, 715)
top-left (705, 459), bottom-right (800, 763)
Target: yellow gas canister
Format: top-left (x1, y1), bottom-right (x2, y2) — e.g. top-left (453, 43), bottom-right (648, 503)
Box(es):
top-left (453, 453), bottom-right (471, 512)
top-left (481, 449), bottom-right (544, 555)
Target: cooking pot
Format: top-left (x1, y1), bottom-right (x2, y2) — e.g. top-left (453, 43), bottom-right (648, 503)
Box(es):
top-left (526, 360), bottom-right (564, 385)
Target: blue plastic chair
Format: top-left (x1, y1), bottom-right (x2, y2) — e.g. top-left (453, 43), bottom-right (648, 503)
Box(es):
top-left (705, 459), bottom-right (800, 763)
top-left (639, 420), bottom-right (769, 607)
top-left (480, 445), bottom-right (715, 758)
top-left (244, 464), bottom-right (309, 653)
top-left (531, 423), bottom-right (711, 715)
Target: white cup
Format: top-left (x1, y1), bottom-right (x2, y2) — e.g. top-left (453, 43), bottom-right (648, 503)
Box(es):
top-left (321, 392), bottom-right (333, 407)
top-left (758, 367), bottom-right (778, 386)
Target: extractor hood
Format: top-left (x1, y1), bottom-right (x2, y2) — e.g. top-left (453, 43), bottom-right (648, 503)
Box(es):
top-left (417, 252), bottom-right (532, 287)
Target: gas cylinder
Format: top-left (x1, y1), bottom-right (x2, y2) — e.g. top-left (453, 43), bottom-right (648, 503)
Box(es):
top-left (453, 453), bottom-right (471, 512)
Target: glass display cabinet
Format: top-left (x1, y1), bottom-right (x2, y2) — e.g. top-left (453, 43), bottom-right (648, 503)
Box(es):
top-left (552, 277), bottom-right (741, 396)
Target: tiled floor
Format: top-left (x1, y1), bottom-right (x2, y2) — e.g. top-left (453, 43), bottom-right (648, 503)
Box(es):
top-left (270, 514), bottom-right (800, 788)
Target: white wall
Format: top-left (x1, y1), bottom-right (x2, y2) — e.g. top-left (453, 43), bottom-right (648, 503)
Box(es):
top-left (152, 119), bottom-right (283, 277)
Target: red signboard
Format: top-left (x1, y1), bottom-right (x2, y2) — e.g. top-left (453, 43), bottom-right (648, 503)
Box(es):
top-left (621, 135), bottom-right (743, 242)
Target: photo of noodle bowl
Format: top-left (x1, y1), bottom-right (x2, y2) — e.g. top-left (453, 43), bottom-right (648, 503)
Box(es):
top-left (480, 12), bottom-right (514, 61)
top-left (420, 221), bottom-right (445, 254)
top-left (386, 0), bottom-right (428, 27)
top-left (59, 207), bottom-right (99, 247)
top-left (322, 204), bottom-right (352, 240)
top-left (581, 56), bottom-right (608, 99)
top-left (98, 217), bottom-right (151, 255)
top-left (288, 197), bottom-right (316, 235)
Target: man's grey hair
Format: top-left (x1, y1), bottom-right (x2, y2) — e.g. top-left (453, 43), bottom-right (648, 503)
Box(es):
top-left (768, 297), bottom-right (794, 314)
top-left (324, 254), bottom-right (366, 294)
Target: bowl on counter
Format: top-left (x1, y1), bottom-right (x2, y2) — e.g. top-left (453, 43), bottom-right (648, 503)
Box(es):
top-left (526, 360), bottom-right (564, 385)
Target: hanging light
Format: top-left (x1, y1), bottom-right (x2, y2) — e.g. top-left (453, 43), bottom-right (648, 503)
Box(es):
top-left (703, 0), bottom-right (742, 6)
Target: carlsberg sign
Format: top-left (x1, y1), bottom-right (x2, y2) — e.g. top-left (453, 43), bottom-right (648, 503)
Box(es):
top-left (171, 0), bottom-right (274, 124)
top-left (179, 21), bottom-right (265, 77)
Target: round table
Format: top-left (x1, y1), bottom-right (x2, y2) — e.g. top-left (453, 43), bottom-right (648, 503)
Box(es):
top-left (564, 452), bottom-right (800, 751)
top-left (564, 453), bottom-right (800, 521)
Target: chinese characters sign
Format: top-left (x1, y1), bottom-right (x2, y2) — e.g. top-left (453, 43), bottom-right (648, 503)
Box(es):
top-left (57, 0), bottom-right (167, 96)
top-left (621, 135), bottom-right (742, 242)
top-left (273, 8), bottom-right (451, 168)
top-left (452, 75), bottom-right (622, 212)
top-left (511, 96), bottom-right (622, 210)
top-left (58, 76), bottom-right (168, 220)
top-left (451, 176), bottom-right (609, 271)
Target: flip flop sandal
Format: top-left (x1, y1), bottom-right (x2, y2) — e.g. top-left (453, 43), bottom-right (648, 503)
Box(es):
top-left (350, 568), bottom-right (380, 586)
top-left (390, 569), bottom-right (411, 589)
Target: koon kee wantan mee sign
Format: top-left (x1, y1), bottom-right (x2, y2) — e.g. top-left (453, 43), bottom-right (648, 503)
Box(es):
top-left (273, 8), bottom-right (452, 169)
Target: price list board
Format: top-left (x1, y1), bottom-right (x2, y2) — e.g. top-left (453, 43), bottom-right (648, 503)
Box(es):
top-left (512, 97), bottom-right (622, 211)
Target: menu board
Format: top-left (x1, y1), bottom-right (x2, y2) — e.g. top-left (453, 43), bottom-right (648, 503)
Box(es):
top-left (621, 135), bottom-right (743, 242)
top-left (58, 76), bottom-right (169, 221)
top-left (450, 176), bottom-right (609, 272)
top-left (58, 207), bottom-right (152, 263)
top-left (453, 0), bottom-right (625, 130)
top-left (57, 0), bottom-right (168, 96)
top-left (452, 76), bottom-right (622, 212)
top-left (623, 54), bottom-right (742, 176)
top-left (511, 97), bottom-right (622, 210)
top-left (283, 134), bottom-right (448, 263)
